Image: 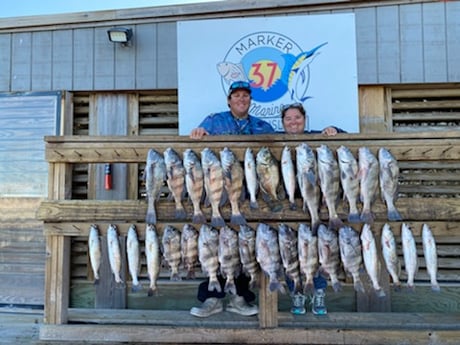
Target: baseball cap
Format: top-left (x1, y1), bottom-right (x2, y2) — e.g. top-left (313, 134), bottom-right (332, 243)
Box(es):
top-left (228, 81), bottom-right (252, 95)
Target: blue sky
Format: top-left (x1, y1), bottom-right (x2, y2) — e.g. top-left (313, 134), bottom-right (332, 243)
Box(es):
top-left (0, 0), bottom-right (219, 18)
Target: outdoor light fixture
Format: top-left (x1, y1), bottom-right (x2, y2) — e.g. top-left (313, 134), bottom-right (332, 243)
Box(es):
top-left (107, 27), bottom-right (133, 46)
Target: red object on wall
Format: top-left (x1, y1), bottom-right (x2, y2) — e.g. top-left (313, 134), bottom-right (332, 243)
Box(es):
top-left (104, 163), bottom-right (112, 190)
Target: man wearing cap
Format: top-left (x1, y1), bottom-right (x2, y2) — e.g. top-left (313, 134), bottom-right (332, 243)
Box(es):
top-left (190, 80), bottom-right (275, 139)
top-left (188, 81), bottom-right (272, 318)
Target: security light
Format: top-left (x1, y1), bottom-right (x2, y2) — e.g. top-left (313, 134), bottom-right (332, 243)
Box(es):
top-left (107, 27), bottom-right (133, 46)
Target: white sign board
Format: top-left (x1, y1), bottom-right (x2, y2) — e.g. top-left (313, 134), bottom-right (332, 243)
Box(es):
top-left (177, 13), bottom-right (359, 135)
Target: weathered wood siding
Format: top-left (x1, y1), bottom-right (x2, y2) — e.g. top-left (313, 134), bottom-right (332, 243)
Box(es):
top-left (0, 1), bottom-right (459, 92)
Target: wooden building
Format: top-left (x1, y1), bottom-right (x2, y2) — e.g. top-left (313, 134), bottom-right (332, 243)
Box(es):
top-left (1, 0), bottom-right (460, 344)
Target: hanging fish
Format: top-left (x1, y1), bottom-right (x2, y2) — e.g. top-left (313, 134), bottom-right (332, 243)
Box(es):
top-left (126, 224), bottom-right (142, 292)
top-left (88, 224), bottom-right (102, 285)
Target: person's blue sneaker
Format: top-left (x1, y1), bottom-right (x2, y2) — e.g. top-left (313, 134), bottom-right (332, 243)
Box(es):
top-left (312, 288), bottom-right (327, 315)
top-left (291, 293), bottom-right (306, 315)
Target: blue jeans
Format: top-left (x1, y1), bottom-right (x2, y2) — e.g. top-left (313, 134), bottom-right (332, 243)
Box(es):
top-left (287, 272), bottom-right (328, 293)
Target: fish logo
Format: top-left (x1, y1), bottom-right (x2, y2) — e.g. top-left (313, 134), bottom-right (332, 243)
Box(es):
top-left (216, 62), bottom-right (248, 85)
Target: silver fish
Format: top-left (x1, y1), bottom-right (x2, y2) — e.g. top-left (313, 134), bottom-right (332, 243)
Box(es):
top-left (183, 149), bottom-right (206, 224)
top-left (317, 223), bottom-right (341, 292)
top-left (256, 223), bottom-right (285, 293)
top-left (281, 146), bottom-right (297, 210)
top-left (220, 147), bottom-right (246, 225)
top-left (381, 223), bottom-right (401, 291)
top-left (256, 147), bottom-right (284, 212)
top-left (164, 147), bottom-right (187, 220)
top-left (316, 144), bottom-right (343, 230)
top-left (201, 148), bottom-right (225, 227)
top-left (360, 224), bottom-right (385, 297)
top-left (296, 143), bottom-right (321, 231)
top-left (238, 224), bottom-right (260, 289)
top-left (338, 225), bottom-right (365, 293)
top-left (378, 148), bottom-right (402, 221)
top-left (198, 224), bottom-right (221, 292)
top-left (278, 224), bottom-right (301, 294)
top-left (180, 224), bottom-right (199, 279)
top-left (107, 224), bottom-right (124, 286)
top-left (145, 148), bottom-right (167, 224)
top-left (358, 147), bottom-right (379, 224)
top-left (337, 145), bottom-right (360, 223)
top-left (297, 223), bottom-right (318, 294)
top-left (145, 224), bottom-right (161, 296)
top-left (244, 148), bottom-right (259, 210)
top-left (162, 225), bottom-right (182, 281)
top-left (88, 224), bottom-right (102, 285)
top-left (422, 223), bottom-right (440, 292)
top-left (126, 224), bottom-right (142, 292)
top-left (218, 226), bottom-right (241, 294)
top-left (401, 223), bottom-right (418, 291)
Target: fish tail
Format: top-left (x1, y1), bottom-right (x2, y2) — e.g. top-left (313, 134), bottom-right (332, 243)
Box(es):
top-left (230, 213), bottom-right (247, 225)
top-left (145, 205), bottom-right (157, 224)
top-left (268, 200), bottom-right (283, 213)
top-left (224, 280), bottom-right (237, 295)
top-left (348, 212), bottom-right (361, 223)
top-left (93, 278), bottom-right (100, 285)
top-left (360, 210), bottom-right (374, 224)
top-left (269, 281), bottom-right (282, 293)
top-left (393, 282), bottom-right (402, 292)
top-left (289, 202), bottom-right (297, 211)
top-left (116, 281), bottom-right (126, 289)
top-left (249, 200), bottom-right (259, 210)
top-left (131, 283), bottom-right (143, 292)
top-left (354, 280), bottom-right (365, 294)
top-left (192, 211), bottom-right (206, 224)
top-left (175, 207), bottom-right (187, 220)
top-left (406, 284), bottom-right (416, 293)
top-left (328, 217), bottom-right (343, 231)
top-left (208, 278), bottom-right (222, 293)
top-left (431, 281), bottom-right (441, 293)
top-left (170, 272), bottom-right (182, 282)
top-left (186, 269), bottom-right (196, 280)
top-left (387, 208), bottom-right (402, 221)
top-left (332, 281), bottom-right (342, 293)
top-left (211, 215), bottom-right (225, 228)
top-left (375, 288), bottom-right (386, 298)
top-left (147, 287), bottom-right (158, 297)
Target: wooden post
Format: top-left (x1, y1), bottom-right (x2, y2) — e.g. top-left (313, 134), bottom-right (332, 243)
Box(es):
top-left (359, 85), bottom-right (389, 133)
top-left (258, 272), bottom-right (278, 328)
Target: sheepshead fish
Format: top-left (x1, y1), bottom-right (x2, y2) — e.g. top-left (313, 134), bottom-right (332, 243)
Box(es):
top-left (107, 224), bottom-right (124, 287)
top-left (244, 148), bottom-right (259, 210)
top-left (278, 223), bottom-right (301, 294)
top-left (338, 225), bottom-right (365, 293)
top-left (162, 225), bottom-right (182, 281)
top-left (198, 224), bottom-right (221, 292)
top-left (360, 224), bottom-right (385, 297)
top-left (401, 223), bottom-right (418, 291)
top-left (238, 224), bottom-right (260, 289)
top-left (183, 149), bottom-right (205, 224)
top-left (88, 224), bottom-right (102, 285)
top-left (256, 147), bottom-right (284, 212)
top-left (281, 146), bottom-right (297, 210)
top-left (180, 224), bottom-right (199, 279)
top-left (358, 147), bottom-right (379, 224)
top-left (145, 224), bottom-right (161, 296)
top-left (164, 147), bottom-right (187, 220)
top-left (201, 148), bottom-right (225, 227)
top-left (422, 223), bottom-right (440, 292)
top-left (378, 148), bottom-right (402, 221)
top-left (220, 147), bottom-right (246, 225)
top-left (337, 145), bottom-right (360, 223)
top-left (218, 226), bottom-right (241, 294)
top-left (316, 144), bottom-right (342, 230)
top-left (381, 223), bottom-right (401, 291)
top-left (145, 148), bottom-right (167, 224)
top-left (317, 223), bottom-right (341, 292)
top-left (126, 224), bottom-right (142, 292)
top-left (297, 223), bottom-right (319, 294)
top-left (296, 143), bottom-right (321, 231)
top-left (256, 223), bottom-right (285, 293)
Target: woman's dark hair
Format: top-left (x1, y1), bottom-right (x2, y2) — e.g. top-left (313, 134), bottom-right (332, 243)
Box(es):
top-left (281, 103), bottom-right (306, 119)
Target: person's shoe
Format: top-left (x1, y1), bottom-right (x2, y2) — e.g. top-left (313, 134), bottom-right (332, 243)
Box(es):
top-left (312, 288), bottom-right (327, 315)
top-left (226, 295), bottom-right (258, 316)
top-left (190, 298), bottom-right (223, 317)
top-left (291, 292), bottom-right (306, 315)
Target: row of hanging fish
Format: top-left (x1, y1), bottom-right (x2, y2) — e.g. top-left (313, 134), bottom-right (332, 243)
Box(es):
top-left (88, 221), bottom-right (440, 298)
top-left (143, 144), bottom-right (402, 229)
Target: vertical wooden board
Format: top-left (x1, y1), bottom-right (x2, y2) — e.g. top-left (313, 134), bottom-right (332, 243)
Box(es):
top-left (52, 30), bottom-right (73, 90)
top-left (422, 2), bottom-right (447, 82)
top-left (11, 32), bottom-right (32, 91)
top-left (62, 91), bottom-right (74, 136)
top-left (74, 28), bottom-right (95, 91)
top-left (0, 33), bottom-right (12, 91)
top-left (376, 6), bottom-right (400, 84)
top-left (31, 31), bottom-right (52, 90)
top-left (258, 273), bottom-right (278, 328)
top-left (399, 4), bottom-right (423, 83)
top-left (358, 86), bottom-right (387, 133)
top-left (446, 1), bottom-right (460, 81)
top-left (355, 7), bottom-right (377, 85)
top-left (94, 27), bottom-right (115, 90)
top-left (135, 24), bottom-right (157, 89)
top-left (128, 94), bottom-right (140, 200)
top-left (157, 22), bottom-right (177, 89)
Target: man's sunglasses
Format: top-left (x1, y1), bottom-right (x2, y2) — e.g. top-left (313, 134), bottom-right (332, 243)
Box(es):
top-left (229, 81), bottom-right (251, 91)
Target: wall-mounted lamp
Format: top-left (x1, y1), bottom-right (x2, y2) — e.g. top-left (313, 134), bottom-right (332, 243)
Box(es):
top-left (107, 27), bottom-right (133, 46)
